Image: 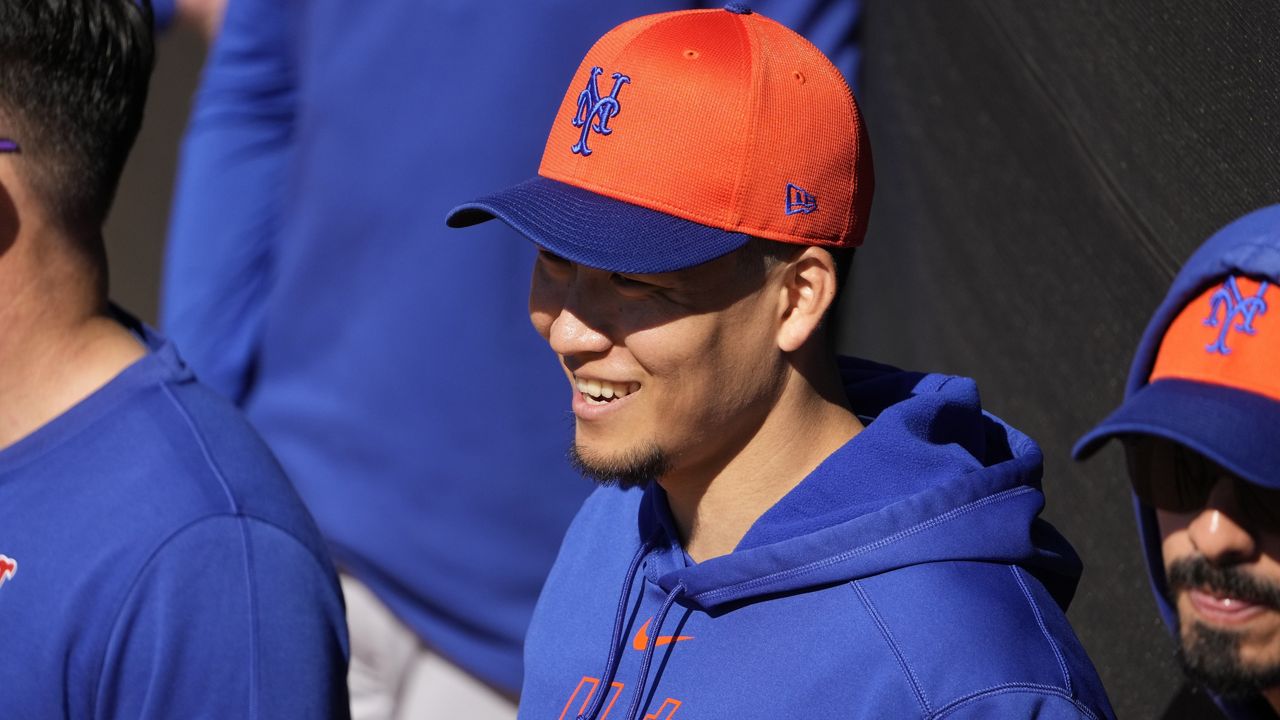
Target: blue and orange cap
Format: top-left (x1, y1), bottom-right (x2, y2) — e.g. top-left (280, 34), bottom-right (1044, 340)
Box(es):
top-left (1073, 205), bottom-right (1280, 488)
top-left (446, 3), bottom-right (874, 274)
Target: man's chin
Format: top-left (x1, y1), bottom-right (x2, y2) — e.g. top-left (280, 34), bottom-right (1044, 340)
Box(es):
top-left (567, 442), bottom-right (669, 490)
top-left (1178, 618), bottom-right (1280, 701)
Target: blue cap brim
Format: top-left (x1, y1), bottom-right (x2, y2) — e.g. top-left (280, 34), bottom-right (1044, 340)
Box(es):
top-left (445, 176), bottom-right (752, 274)
top-left (1073, 378), bottom-right (1280, 489)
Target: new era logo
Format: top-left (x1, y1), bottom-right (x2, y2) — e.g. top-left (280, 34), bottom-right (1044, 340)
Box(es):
top-left (0, 555), bottom-right (16, 589)
top-left (785, 183), bottom-right (817, 215)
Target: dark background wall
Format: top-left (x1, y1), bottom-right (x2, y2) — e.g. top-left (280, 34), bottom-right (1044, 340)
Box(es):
top-left (105, 26), bottom-right (204, 325)
top-left (110, 4), bottom-right (1280, 717)
top-left (838, 2), bottom-right (1280, 717)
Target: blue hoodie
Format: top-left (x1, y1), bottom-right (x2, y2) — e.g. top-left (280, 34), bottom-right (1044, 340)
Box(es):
top-left (520, 357), bottom-right (1114, 719)
top-left (1113, 205), bottom-right (1280, 720)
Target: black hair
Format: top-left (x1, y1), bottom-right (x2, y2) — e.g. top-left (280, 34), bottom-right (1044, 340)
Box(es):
top-left (735, 237), bottom-right (855, 351)
top-left (737, 236), bottom-right (857, 302)
top-left (0, 0), bottom-right (155, 231)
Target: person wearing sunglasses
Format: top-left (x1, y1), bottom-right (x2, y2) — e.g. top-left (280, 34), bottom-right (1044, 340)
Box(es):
top-left (0, 2), bottom-right (350, 717)
top-left (1076, 204), bottom-right (1280, 719)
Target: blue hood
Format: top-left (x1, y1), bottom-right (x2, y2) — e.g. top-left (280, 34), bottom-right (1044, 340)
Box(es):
top-left (636, 356), bottom-right (1082, 613)
top-left (523, 355), bottom-right (1114, 720)
top-left (1105, 204), bottom-right (1280, 720)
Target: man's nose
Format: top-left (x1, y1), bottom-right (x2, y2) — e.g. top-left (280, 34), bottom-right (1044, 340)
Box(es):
top-left (547, 304), bottom-right (612, 358)
top-left (1187, 479), bottom-right (1258, 564)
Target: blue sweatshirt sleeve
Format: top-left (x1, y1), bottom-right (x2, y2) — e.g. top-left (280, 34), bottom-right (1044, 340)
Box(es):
top-left (95, 516), bottom-right (350, 719)
top-left (161, 0), bottom-right (296, 403)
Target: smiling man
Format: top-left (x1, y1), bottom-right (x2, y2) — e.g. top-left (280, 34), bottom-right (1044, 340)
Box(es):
top-left (1076, 204), bottom-right (1280, 719)
top-left (449, 5), bottom-right (1114, 719)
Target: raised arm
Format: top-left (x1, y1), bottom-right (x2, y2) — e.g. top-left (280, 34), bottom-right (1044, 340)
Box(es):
top-left (161, 0), bottom-right (295, 402)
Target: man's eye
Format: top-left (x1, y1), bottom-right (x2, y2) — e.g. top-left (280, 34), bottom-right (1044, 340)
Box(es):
top-left (537, 250), bottom-right (573, 272)
top-left (611, 273), bottom-right (654, 289)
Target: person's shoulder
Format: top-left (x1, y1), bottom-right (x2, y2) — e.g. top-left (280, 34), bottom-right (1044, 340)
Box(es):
top-left (96, 512), bottom-right (349, 718)
top-left (847, 560), bottom-right (1114, 719)
top-left (151, 377), bottom-right (328, 549)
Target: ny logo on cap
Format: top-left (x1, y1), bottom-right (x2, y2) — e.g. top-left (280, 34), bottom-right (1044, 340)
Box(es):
top-left (1203, 275), bottom-right (1269, 355)
top-left (571, 67), bottom-right (630, 157)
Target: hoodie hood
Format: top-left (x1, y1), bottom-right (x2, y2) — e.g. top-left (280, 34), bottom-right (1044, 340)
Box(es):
top-left (636, 355), bottom-right (1082, 613)
top-left (527, 355), bottom-right (1114, 720)
top-left (1089, 204), bottom-right (1280, 720)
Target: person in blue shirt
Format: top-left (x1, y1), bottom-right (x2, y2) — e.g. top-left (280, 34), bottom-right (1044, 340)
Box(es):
top-left (448, 6), bottom-right (1114, 718)
top-left (1076, 204), bottom-right (1280, 720)
top-left (161, 0), bottom-right (861, 716)
top-left (0, 2), bottom-right (349, 717)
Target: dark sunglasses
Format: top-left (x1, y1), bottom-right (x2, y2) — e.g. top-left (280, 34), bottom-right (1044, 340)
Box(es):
top-left (1123, 436), bottom-right (1280, 522)
top-left (0, 138), bottom-right (19, 153)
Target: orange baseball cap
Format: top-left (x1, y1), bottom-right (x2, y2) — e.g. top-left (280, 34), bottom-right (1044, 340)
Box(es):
top-left (1074, 204), bottom-right (1280, 487)
top-left (446, 3), bottom-right (873, 273)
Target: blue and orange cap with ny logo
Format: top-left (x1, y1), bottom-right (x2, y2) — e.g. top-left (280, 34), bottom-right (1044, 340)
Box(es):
top-left (446, 3), bottom-right (873, 274)
top-left (1074, 204), bottom-right (1280, 488)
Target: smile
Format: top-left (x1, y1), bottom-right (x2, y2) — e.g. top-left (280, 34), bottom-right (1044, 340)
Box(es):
top-left (1187, 588), bottom-right (1271, 626)
top-left (574, 376), bottom-right (640, 405)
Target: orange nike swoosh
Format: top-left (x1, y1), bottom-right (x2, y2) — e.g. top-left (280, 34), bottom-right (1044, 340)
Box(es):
top-left (632, 617), bottom-right (693, 651)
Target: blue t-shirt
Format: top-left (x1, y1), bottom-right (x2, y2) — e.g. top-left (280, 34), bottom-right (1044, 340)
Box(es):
top-left (0, 318), bottom-right (350, 719)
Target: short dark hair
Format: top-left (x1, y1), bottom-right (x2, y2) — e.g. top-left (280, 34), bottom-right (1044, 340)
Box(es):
top-left (0, 0), bottom-right (155, 231)
top-left (737, 236), bottom-right (856, 301)
top-left (735, 237), bottom-right (855, 350)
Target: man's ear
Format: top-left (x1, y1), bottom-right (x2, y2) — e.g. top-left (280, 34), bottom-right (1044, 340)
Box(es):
top-left (775, 246), bottom-right (838, 353)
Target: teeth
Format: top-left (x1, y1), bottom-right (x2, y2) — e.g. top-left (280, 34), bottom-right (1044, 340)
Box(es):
top-left (574, 377), bottom-right (640, 402)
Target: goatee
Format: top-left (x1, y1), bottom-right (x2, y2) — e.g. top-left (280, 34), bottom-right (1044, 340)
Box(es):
top-left (1167, 557), bottom-right (1280, 700)
top-left (567, 443), bottom-right (669, 490)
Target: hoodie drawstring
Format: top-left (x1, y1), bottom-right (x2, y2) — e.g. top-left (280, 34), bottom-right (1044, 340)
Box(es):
top-left (622, 582), bottom-right (686, 720)
top-left (578, 537), bottom-right (656, 720)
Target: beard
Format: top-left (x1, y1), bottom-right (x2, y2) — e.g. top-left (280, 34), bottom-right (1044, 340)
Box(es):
top-left (568, 442), bottom-right (670, 490)
top-left (1167, 557), bottom-right (1280, 700)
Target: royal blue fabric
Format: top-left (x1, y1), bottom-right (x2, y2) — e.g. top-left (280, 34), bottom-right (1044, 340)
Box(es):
top-left (0, 318), bottom-right (349, 719)
top-left (447, 177), bottom-right (754, 274)
top-left (520, 357), bottom-right (1115, 719)
top-left (163, 0), bottom-right (862, 695)
top-left (1074, 204), bottom-right (1280, 720)
top-left (1077, 379), bottom-right (1280, 492)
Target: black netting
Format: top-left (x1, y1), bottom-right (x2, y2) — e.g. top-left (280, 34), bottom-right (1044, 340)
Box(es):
top-left (841, 2), bottom-right (1280, 716)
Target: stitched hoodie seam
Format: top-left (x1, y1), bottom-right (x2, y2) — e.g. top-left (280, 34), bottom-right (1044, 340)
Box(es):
top-left (1010, 565), bottom-right (1072, 695)
top-left (852, 580), bottom-right (931, 718)
top-left (931, 683), bottom-right (1100, 719)
top-left (693, 486), bottom-right (1034, 603)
